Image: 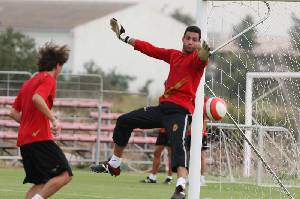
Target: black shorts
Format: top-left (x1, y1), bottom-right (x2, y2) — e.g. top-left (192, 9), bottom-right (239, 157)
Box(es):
top-left (186, 134), bottom-right (209, 151)
top-left (113, 102), bottom-right (190, 172)
top-left (20, 140), bottom-right (73, 185)
top-left (202, 135), bottom-right (209, 151)
top-left (155, 133), bottom-right (170, 146)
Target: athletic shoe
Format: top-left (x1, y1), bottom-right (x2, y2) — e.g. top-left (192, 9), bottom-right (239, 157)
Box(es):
top-left (163, 177), bottom-right (173, 184)
top-left (141, 176), bottom-right (157, 183)
top-left (170, 185), bottom-right (186, 199)
top-left (90, 161), bottom-right (120, 176)
top-left (200, 176), bottom-right (207, 186)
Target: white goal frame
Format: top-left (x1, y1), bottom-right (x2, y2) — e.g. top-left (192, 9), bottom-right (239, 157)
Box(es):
top-left (244, 72), bottom-right (300, 177)
top-left (190, 1), bottom-right (300, 199)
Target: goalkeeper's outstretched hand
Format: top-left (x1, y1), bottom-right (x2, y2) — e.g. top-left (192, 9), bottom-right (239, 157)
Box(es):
top-left (198, 40), bottom-right (210, 61)
top-left (110, 18), bottom-right (131, 43)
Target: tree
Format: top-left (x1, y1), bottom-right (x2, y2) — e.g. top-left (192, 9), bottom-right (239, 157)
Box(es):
top-left (84, 61), bottom-right (105, 76)
top-left (171, 9), bottom-right (195, 26)
top-left (139, 79), bottom-right (153, 94)
top-left (83, 61), bottom-right (135, 91)
top-left (289, 13), bottom-right (300, 52)
top-left (0, 27), bottom-right (37, 72)
top-left (105, 68), bottom-right (135, 91)
top-left (233, 14), bottom-right (258, 51)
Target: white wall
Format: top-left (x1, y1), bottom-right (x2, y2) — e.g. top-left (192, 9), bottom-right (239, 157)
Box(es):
top-left (72, 3), bottom-right (187, 95)
top-left (23, 30), bottom-right (74, 73)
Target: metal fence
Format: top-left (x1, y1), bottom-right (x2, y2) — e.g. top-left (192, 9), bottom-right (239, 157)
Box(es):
top-left (0, 71), bottom-right (150, 167)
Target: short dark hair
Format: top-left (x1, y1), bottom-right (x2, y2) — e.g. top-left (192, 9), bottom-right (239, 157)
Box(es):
top-left (37, 42), bottom-right (70, 72)
top-left (184, 26), bottom-right (201, 41)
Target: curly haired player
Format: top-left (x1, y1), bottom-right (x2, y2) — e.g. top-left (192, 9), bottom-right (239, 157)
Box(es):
top-left (10, 42), bottom-right (72, 199)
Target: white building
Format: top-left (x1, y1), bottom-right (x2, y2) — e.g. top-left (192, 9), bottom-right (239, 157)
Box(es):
top-left (0, 1), bottom-right (188, 95)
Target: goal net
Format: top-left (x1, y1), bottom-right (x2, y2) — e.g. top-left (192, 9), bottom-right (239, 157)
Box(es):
top-left (203, 0), bottom-right (300, 198)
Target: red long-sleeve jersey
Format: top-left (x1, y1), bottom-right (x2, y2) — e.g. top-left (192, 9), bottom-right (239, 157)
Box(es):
top-left (134, 39), bottom-right (208, 113)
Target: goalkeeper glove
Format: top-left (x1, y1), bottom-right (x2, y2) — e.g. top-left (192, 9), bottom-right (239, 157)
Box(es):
top-left (110, 18), bottom-right (131, 43)
top-left (198, 40), bottom-right (210, 61)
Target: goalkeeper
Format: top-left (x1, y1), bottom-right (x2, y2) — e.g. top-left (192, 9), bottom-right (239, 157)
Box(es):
top-left (91, 18), bottom-right (210, 199)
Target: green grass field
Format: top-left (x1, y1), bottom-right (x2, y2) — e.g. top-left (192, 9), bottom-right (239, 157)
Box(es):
top-left (1, 168), bottom-right (300, 199)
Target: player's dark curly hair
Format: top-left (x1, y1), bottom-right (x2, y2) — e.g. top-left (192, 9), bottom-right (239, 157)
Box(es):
top-left (37, 42), bottom-right (70, 72)
top-left (184, 26), bottom-right (201, 41)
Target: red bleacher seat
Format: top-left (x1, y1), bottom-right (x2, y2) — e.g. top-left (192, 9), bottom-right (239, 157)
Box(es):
top-left (0, 131), bottom-right (17, 139)
top-left (0, 119), bottom-right (146, 132)
top-left (129, 136), bottom-right (156, 144)
top-left (0, 131), bottom-right (156, 144)
top-left (0, 119), bottom-right (107, 131)
top-left (90, 112), bottom-right (121, 120)
top-left (0, 97), bottom-right (111, 109)
top-left (0, 119), bottom-right (19, 128)
top-left (0, 109), bottom-right (118, 121)
top-left (0, 97), bottom-right (15, 105)
top-left (0, 109), bottom-right (10, 116)
top-left (53, 98), bottom-right (112, 108)
top-left (0, 96), bottom-right (155, 146)
top-left (55, 134), bottom-right (156, 144)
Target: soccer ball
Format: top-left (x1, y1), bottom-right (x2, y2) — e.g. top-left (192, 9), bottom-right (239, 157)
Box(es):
top-left (205, 97), bottom-right (227, 121)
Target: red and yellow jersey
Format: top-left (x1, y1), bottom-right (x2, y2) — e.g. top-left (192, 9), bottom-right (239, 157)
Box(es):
top-left (13, 72), bottom-right (56, 146)
top-left (134, 40), bottom-right (208, 113)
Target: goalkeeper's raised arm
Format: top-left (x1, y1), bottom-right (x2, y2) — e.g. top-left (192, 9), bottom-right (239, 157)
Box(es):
top-left (109, 18), bottom-right (210, 64)
top-left (110, 18), bottom-right (180, 63)
top-left (110, 18), bottom-right (135, 46)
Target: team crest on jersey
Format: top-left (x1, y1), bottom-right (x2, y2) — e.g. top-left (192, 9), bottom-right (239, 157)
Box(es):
top-left (32, 129), bottom-right (40, 137)
top-left (172, 124), bottom-right (178, 132)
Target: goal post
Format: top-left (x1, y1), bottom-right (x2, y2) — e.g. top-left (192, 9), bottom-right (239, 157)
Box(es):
top-left (190, 0), bottom-right (300, 199)
top-left (188, 1), bottom-right (207, 199)
top-left (190, 0), bottom-right (272, 198)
